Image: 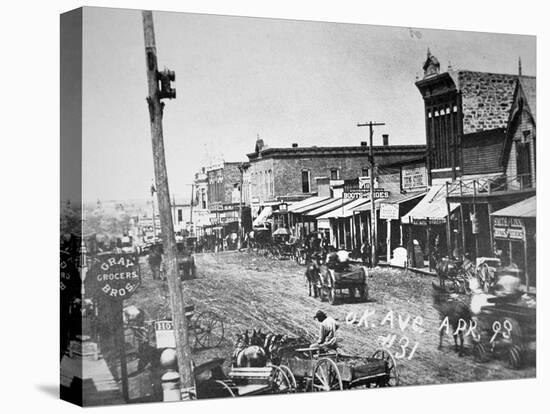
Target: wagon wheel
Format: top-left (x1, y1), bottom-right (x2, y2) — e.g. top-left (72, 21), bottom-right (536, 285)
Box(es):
top-left (371, 348), bottom-right (399, 386)
top-left (270, 365), bottom-right (292, 393)
top-left (312, 358), bottom-right (343, 391)
top-left (473, 341), bottom-right (490, 363)
top-left (278, 365), bottom-right (297, 392)
top-left (327, 271), bottom-right (337, 305)
top-left (327, 287), bottom-right (337, 305)
top-left (507, 344), bottom-right (524, 370)
top-left (194, 311), bottom-right (225, 349)
top-left (213, 380), bottom-right (236, 397)
top-left (358, 284), bottom-right (369, 302)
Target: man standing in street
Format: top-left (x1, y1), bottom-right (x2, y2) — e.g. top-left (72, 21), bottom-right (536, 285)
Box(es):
top-left (148, 243), bottom-right (162, 280)
top-left (311, 310), bottom-right (339, 350)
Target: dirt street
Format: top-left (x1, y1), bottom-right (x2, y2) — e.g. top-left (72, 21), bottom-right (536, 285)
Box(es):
top-left (126, 250), bottom-right (534, 389)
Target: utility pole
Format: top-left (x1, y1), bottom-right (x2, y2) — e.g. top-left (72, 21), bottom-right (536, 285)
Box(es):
top-left (151, 182), bottom-right (157, 238)
top-left (189, 184), bottom-right (194, 236)
top-left (237, 163), bottom-right (244, 249)
top-left (357, 121), bottom-right (385, 266)
top-left (142, 10), bottom-right (194, 400)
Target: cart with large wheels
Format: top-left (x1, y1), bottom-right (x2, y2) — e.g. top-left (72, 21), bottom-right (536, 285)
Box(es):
top-left (184, 305), bottom-right (225, 349)
top-left (150, 306), bottom-right (225, 351)
top-left (281, 347), bottom-right (399, 392)
top-left (315, 264), bottom-right (369, 305)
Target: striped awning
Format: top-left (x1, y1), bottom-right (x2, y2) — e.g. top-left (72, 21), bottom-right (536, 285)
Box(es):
top-left (317, 198), bottom-right (370, 219)
top-left (288, 196), bottom-right (331, 213)
top-left (303, 198), bottom-right (355, 218)
top-left (253, 206), bottom-right (273, 227)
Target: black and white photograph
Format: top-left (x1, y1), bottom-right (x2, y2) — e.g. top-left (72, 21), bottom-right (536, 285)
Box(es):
top-left (56, 3), bottom-right (539, 409)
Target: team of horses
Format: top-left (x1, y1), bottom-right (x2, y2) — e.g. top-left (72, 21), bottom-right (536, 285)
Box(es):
top-left (232, 329), bottom-right (310, 368)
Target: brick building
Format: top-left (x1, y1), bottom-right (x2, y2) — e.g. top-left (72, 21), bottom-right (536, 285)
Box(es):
top-left (206, 162), bottom-right (243, 210)
top-left (246, 137), bottom-right (426, 204)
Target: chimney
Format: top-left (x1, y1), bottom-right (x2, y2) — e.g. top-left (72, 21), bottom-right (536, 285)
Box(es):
top-left (382, 134), bottom-right (389, 146)
top-left (316, 177), bottom-right (330, 197)
top-left (292, 143), bottom-right (298, 148)
top-left (360, 141), bottom-right (367, 147)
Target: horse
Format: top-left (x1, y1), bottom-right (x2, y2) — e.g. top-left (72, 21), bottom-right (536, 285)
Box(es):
top-left (232, 329), bottom-right (268, 368)
top-left (304, 256), bottom-right (321, 297)
top-left (432, 282), bottom-right (472, 356)
top-left (435, 256), bottom-right (475, 294)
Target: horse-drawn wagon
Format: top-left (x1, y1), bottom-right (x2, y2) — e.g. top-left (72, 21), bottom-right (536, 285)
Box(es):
top-left (280, 347), bottom-right (399, 391)
top-left (472, 295), bottom-right (536, 370)
top-left (314, 264), bottom-right (369, 305)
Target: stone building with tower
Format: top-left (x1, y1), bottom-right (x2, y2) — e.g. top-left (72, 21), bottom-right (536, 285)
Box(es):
top-left (404, 50), bottom-right (536, 290)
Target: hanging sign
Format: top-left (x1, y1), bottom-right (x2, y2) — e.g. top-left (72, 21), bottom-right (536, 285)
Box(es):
top-left (379, 203), bottom-right (400, 220)
top-left (154, 320), bottom-right (176, 349)
top-left (86, 253), bottom-right (141, 300)
top-left (470, 212), bottom-right (480, 234)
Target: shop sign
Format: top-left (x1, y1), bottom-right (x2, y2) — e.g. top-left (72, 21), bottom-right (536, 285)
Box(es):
top-left (380, 203), bottom-right (399, 220)
top-left (343, 188), bottom-right (390, 199)
top-left (86, 254), bottom-right (141, 300)
top-left (493, 216), bottom-right (524, 241)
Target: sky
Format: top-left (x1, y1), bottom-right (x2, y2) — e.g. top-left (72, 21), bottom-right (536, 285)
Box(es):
top-left (81, 7), bottom-right (535, 203)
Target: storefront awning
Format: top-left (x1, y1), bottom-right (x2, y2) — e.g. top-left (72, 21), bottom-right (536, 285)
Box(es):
top-left (317, 198), bottom-right (370, 219)
top-left (253, 206), bottom-right (273, 227)
top-left (491, 196), bottom-right (536, 218)
top-left (291, 197), bottom-right (334, 214)
top-left (400, 185), bottom-right (456, 225)
top-left (288, 196), bottom-right (330, 213)
top-left (353, 191), bottom-right (426, 213)
top-left (303, 198), bottom-right (355, 218)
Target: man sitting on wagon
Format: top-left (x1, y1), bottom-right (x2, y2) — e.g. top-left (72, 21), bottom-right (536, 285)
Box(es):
top-left (311, 310), bottom-right (340, 351)
top-left (326, 250), bottom-right (351, 273)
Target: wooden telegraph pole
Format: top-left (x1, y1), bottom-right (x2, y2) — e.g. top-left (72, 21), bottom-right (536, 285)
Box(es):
top-left (357, 121), bottom-right (385, 266)
top-left (142, 10), bottom-right (194, 399)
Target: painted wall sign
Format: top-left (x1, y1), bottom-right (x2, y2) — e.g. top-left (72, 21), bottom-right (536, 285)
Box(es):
top-left (402, 165), bottom-right (427, 190)
top-left (60, 251), bottom-right (81, 298)
top-left (87, 254), bottom-right (141, 300)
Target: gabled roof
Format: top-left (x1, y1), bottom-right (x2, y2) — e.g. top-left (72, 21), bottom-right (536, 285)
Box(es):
top-left (519, 77), bottom-right (536, 122)
top-left (500, 76), bottom-right (536, 167)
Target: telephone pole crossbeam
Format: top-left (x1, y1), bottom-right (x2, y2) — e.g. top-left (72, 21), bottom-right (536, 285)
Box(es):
top-left (357, 121), bottom-right (385, 267)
